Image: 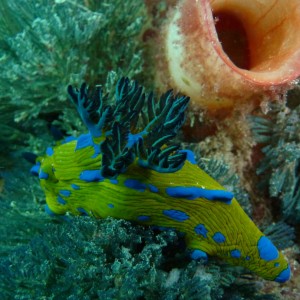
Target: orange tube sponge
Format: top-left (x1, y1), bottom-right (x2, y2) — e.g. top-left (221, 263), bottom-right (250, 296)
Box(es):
top-left (158, 0), bottom-right (300, 114)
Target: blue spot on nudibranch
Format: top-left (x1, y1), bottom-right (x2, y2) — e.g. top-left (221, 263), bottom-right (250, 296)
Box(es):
top-left (124, 179), bottom-right (147, 192)
top-left (194, 224), bottom-right (208, 238)
top-left (275, 265), bottom-right (291, 283)
top-left (108, 203), bottom-right (114, 208)
top-left (245, 256), bottom-right (250, 261)
top-left (57, 196), bottom-right (66, 205)
top-left (149, 184), bottom-right (159, 193)
top-left (110, 179), bottom-right (118, 184)
top-left (274, 262), bottom-right (280, 267)
top-left (257, 236), bottom-right (279, 261)
top-left (190, 249), bottom-right (208, 260)
top-left (179, 149), bottom-right (197, 164)
top-left (71, 184), bottom-right (80, 190)
top-left (137, 215), bottom-right (151, 221)
top-left (39, 170), bottom-right (49, 180)
top-left (30, 163), bottom-right (41, 176)
top-left (46, 147), bottom-right (54, 156)
top-left (163, 209), bottom-right (189, 222)
top-left (59, 190), bottom-right (71, 197)
top-left (80, 170), bottom-right (104, 182)
top-left (212, 232), bottom-right (226, 243)
top-left (231, 249), bottom-right (241, 258)
top-left (165, 186), bottom-right (233, 204)
top-left (77, 207), bottom-right (89, 216)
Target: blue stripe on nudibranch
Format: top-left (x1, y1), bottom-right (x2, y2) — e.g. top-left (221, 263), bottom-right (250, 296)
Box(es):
top-left (57, 196), bottom-right (66, 205)
top-left (75, 133), bottom-right (94, 150)
top-left (257, 236), bottom-right (279, 261)
top-left (163, 209), bottom-right (189, 221)
top-left (124, 179), bottom-right (147, 192)
top-left (77, 207), bottom-right (89, 215)
top-left (110, 179), bottom-right (118, 184)
top-left (274, 266), bottom-right (291, 283)
top-left (59, 190), bottom-right (71, 197)
top-left (194, 224), bottom-right (208, 238)
top-left (39, 170), bottom-right (49, 180)
top-left (46, 147), bottom-right (54, 156)
top-left (212, 232), bottom-right (226, 243)
top-left (79, 170), bottom-right (104, 182)
top-left (231, 249), bottom-right (241, 258)
top-left (165, 186), bottom-right (233, 203)
top-left (71, 184), bottom-right (80, 190)
top-left (179, 149), bottom-right (197, 164)
top-left (137, 215), bottom-right (151, 221)
top-left (108, 203), bottom-right (114, 208)
top-left (148, 184), bottom-right (159, 193)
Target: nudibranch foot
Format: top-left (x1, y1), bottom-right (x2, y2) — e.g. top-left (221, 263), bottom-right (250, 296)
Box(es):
top-left (32, 77), bottom-right (291, 283)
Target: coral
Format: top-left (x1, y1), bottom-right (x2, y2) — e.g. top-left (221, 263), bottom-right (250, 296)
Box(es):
top-left (250, 103), bottom-right (300, 223)
top-left (0, 163), bottom-right (48, 257)
top-left (0, 103), bottom-right (30, 166)
top-left (0, 216), bottom-right (284, 300)
top-left (195, 115), bottom-right (255, 187)
top-left (0, 0), bottom-right (147, 165)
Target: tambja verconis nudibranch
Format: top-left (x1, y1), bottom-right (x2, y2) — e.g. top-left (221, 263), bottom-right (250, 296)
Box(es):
top-left (31, 77), bottom-right (290, 282)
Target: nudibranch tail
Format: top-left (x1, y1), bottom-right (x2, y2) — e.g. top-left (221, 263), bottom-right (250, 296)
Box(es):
top-left (32, 77), bottom-right (290, 283)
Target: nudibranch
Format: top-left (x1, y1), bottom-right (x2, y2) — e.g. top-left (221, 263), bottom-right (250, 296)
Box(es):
top-left (156, 0), bottom-right (300, 113)
top-left (31, 77), bottom-right (290, 282)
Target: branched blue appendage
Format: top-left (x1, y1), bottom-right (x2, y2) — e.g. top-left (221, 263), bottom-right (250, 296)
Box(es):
top-left (136, 90), bottom-right (190, 172)
top-left (68, 83), bottom-right (112, 138)
top-left (101, 122), bottom-right (134, 178)
top-left (68, 77), bottom-right (190, 177)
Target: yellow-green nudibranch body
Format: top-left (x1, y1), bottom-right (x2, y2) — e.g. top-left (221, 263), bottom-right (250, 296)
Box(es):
top-left (31, 78), bottom-right (290, 283)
